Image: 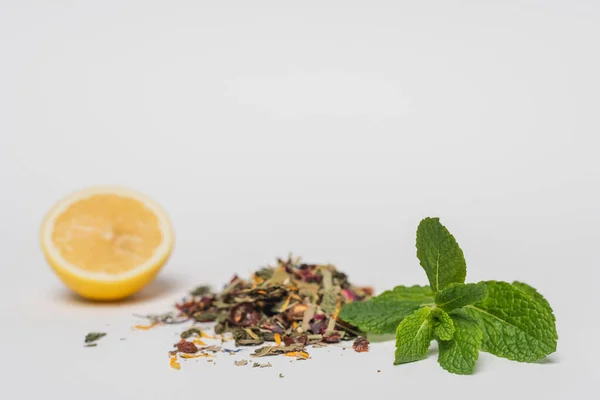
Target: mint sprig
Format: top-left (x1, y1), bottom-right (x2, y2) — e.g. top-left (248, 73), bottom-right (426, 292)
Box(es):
top-left (338, 217), bottom-right (558, 374)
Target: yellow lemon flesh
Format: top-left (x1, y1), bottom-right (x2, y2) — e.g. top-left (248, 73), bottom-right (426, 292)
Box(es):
top-left (41, 186), bottom-right (174, 300)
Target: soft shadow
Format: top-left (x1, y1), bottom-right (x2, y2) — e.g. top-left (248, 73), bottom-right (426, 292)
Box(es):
top-left (53, 275), bottom-right (187, 308)
top-left (367, 333), bottom-right (395, 343)
top-left (535, 355), bottom-right (560, 365)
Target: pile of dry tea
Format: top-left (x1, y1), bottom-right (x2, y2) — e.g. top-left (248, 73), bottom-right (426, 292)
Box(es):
top-left (141, 255), bottom-right (373, 367)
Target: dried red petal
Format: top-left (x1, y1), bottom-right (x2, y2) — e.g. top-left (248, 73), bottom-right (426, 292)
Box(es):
top-left (295, 268), bottom-right (321, 283)
top-left (176, 339), bottom-right (198, 354)
top-left (310, 319), bottom-right (327, 335)
top-left (296, 334), bottom-right (309, 345)
top-left (341, 289), bottom-right (357, 302)
top-left (322, 331), bottom-right (342, 343)
top-left (362, 287), bottom-right (374, 297)
top-left (282, 336), bottom-right (296, 346)
top-left (229, 302), bottom-right (261, 327)
top-left (353, 337), bottom-right (369, 353)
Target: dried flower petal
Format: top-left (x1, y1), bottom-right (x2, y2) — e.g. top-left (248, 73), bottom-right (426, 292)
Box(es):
top-left (322, 331), bottom-right (343, 343)
top-left (229, 302), bottom-right (261, 327)
top-left (169, 356), bottom-right (181, 370)
top-left (353, 337), bottom-right (370, 353)
top-left (175, 339), bottom-right (198, 354)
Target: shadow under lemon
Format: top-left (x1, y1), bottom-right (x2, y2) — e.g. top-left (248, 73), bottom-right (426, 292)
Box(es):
top-left (52, 274), bottom-right (187, 307)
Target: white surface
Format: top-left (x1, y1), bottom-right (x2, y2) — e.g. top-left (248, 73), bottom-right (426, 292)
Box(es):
top-left (0, 1), bottom-right (598, 399)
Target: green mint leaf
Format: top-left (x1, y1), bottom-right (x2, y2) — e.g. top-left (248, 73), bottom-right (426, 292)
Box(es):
top-left (394, 307), bottom-right (433, 364)
top-left (339, 285), bottom-right (433, 334)
top-left (416, 217), bottom-right (466, 292)
top-left (512, 281), bottom-right (554, 320)
top-left (339, 300), bottom-right (423, 334)
top-left (435, 282), bottom-right (488, 311)
top-left (432, 308), bottom-right (455, 341)
top-left (374, 285), bottom-right (434, 303)
top-left (464, 281), bottom-right (557, 362)
top-left (438, 310), bottom-right (482, 375)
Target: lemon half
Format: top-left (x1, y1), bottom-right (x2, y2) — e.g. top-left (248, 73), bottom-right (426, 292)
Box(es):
top-left (41, 186), bottom-right (174, 300)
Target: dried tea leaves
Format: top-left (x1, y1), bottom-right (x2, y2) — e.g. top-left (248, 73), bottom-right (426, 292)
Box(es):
top-left (251, 343), bottom-right (306, 357)
top-left (252, 362), bottom-right (273, 368)
top-left (133, 255), bottom-right (373, 370)
top-left (180, 328), bottom-right (203, 339)
top-left (84, 332), bottom-right (106, 347)
top-left (173, 256), bottom-right (372, 350)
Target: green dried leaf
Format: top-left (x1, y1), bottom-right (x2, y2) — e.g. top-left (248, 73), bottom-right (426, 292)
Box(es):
top-left (180, 328), bottom-right (202, 339)
top-left (321, 291), bottom-right (339, 315)
top-left (189, 285), bottom-right (212, 296)
top-left (84, 332), bottom-right (106, 344)
top-left (251, 343), bottom-right (305, 357)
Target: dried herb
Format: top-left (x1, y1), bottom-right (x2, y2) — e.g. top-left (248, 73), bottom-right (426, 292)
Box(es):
top-left (198, 345), bottom-right (221, 353)
top-left (180, 328), bottom-right (203, 339)
top-left (353, 337), bottom-right (370, 353)
top-left (234, 359), bottom-right (248, 366)
top-left (252, 362), bottom-right (272, 368)
top-left (172, 255), bottom-right (372, 350)
top-left (170, 356), bottom-right (181, 370)
top-left (84, 343), bottom-right (97, 348)
top-left (139, 255), bottom-right (372, 369)
top-left (251, 343), bottom-right (305, 357)
top-left (84, 332), bottom-right (106, 344)
top-left (190, 285), bottom-right (211, 296)
top-left (134, 312), bottom-right (188, 325)
top-left (175, 339), bottom-right (198, 354)
top-left (283, 351), bottom-right (310, 360)
top-left (279, 373), bottom-right (284, 378)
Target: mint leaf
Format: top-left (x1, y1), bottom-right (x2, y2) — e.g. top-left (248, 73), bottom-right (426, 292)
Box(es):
top-left (435, 282), bottom-right (488, 311)
top-left (374, 285), bottom-right (434, 303)
top-left (394, 307), bottom-right (433, 364)
top-left (438, 310), bottom-right (482, 374)
top-left (512, 281), bottom-right (554, 320)
top-left (416, 217), bottom-right (466, 292)
top-left (339, 285), bottom-right (434, 334)
top-left (339, 300), bottom-right (422, 334)
top-left (464, 281), bottom-right (557, 362)
top-left (432, 308), bottom-right (455, 341)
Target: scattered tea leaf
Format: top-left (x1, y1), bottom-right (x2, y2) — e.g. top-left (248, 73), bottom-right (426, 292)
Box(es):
top-left (252, 362), bottom-right (273, 368)
top-left (190, 285), bottom-right (212, 296)
top-left (180, 328), bottom-right (203, 339)
top-left (84, 332), bottom-right (106, 344)
top-left (234, 359), bottom-right (248, 366)
top-left (252, 343), bottom-right (305, 357)
top-left (283, 351), bottom-right (310, 360)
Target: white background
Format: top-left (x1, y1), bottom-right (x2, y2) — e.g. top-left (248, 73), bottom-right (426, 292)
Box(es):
top-left (0, 1), bottom-right (598, 399)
